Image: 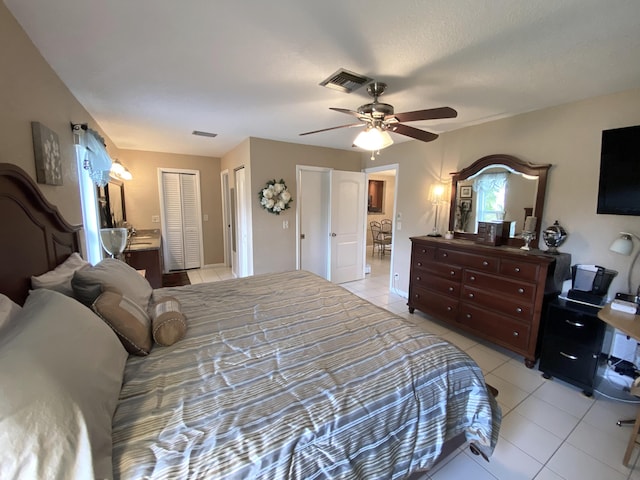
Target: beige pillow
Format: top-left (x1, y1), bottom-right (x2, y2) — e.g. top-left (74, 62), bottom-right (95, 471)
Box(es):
top-left (151, 296), bottom-right (187, 346)
top-left (31, 252), bottom-right (89, 296)
top-left (72, 258), bottom-right (152, 311)
top-left (92, 290), bottom-right (152, 356)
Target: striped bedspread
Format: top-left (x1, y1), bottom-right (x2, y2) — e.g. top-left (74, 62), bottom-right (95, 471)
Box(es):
top-left (111, 270), bottom-right (500, 479)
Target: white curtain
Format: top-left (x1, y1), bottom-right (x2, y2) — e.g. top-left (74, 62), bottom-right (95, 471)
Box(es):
top-left (74, 127), bottom-right (113, 264)
top-left (473, 172), bottom-right (508, 193)
top-left (81, 129), bottom-right (112, 187)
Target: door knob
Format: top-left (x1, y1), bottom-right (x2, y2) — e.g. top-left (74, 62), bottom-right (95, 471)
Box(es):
top-left (330, 233), bottom-right (337, 237)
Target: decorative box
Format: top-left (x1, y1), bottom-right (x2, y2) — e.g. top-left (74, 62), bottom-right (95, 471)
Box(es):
top-left (476, 222), bottom-right (500, 245)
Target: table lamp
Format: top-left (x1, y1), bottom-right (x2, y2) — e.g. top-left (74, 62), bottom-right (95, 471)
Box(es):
top-left (609, 231), bottom-right (640, 295)
top-left (100, 228), bottom-right (128, 259)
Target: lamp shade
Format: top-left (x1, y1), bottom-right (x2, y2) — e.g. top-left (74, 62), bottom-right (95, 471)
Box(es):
top-left (353, 128), bottom-right (393, 151)
top-left (610, 232), bottom-right (634, 256)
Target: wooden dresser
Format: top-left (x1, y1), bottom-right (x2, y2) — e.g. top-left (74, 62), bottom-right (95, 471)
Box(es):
top-left (408, 236), bottom-right (560, 367)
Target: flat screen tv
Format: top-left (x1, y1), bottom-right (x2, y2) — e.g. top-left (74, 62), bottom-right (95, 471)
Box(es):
top-left (597, 124), bottom-right (640, 216)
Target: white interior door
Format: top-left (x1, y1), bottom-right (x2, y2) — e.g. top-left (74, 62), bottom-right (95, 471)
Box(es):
top-left (220, 170), bottom-right (232, 267)
top-left (330, 170), bottom-right (366, 284)
top-left (235, 167), bottom-right (249, 278)
top-left (160, 170), bottom-right (203, 272)
top-left (298, 168), bottom-right (330, 279)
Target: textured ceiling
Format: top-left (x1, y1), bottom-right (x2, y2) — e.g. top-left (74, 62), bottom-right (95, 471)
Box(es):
top-left (5, 0), bottom-right (640, 157)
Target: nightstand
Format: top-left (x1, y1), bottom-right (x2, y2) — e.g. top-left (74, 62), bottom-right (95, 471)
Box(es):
top-left (539, 297), bottom-right (606, 396)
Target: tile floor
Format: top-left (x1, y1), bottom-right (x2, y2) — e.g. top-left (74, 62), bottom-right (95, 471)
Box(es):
top-left (187, 253), bottom-right (640, 480)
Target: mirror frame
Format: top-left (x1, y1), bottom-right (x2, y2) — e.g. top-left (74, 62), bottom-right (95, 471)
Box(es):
top-left (448, 154), bottom-right (551, 248)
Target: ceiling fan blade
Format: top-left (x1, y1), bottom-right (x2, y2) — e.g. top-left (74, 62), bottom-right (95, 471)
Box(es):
top-left (299, 123), bottom-right (365, 136)
top-left (392, 107), bottom-right (457, 123)
top-left (329, 107), bottom-right (362, 118)
top-left (390, 124), bottom-right (439, 142)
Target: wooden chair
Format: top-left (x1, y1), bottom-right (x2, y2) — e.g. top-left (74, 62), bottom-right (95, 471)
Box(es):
top-left (623, 380), bottom-right (640, 466)
top-left (370, 221), bottom-right (391, 257)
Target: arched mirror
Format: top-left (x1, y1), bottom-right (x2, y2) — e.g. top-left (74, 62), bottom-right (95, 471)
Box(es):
top-left (448, 154), bottom-right (551, 248)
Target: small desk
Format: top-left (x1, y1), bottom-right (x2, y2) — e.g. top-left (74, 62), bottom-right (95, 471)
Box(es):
top-left (596, 303), bottom-right (640, 401)
top-left (598, 303), bottom-right (640, 341)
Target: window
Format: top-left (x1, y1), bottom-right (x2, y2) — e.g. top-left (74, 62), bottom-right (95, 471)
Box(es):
top-left (474, 172), bottom-right (507, 222)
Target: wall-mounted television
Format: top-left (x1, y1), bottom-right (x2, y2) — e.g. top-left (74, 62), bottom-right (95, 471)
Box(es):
top-left (597, 124), bottom-right (640, 216)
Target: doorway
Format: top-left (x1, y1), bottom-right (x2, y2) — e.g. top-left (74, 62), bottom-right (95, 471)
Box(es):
top-left (220, 170), bottom-right (232, 268)
top-left (364, 164), bottom-right (399, 292)
top-left (296, 166), bottom-right (366, 283)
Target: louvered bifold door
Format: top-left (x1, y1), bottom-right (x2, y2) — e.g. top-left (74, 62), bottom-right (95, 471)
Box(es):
top-left (162, 172), bottom-right (186, 271)
top-left (180, 173), bottom-right (201, 269)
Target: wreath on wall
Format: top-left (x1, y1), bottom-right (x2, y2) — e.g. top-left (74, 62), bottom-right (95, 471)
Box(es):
top-left (258, 179), bottom-right (293, 215)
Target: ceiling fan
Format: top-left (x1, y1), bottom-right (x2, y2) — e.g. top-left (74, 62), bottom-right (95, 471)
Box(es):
top-left (300, 82), bottom-right (457, 151)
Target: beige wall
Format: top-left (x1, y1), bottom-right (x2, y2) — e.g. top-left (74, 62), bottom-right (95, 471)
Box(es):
top-left (364, 88), bottom-right (640, 298)
top-left (118, 150), bottom-right (223, 266)
top-left (0, 2), bottom-right (119, 227)
top-left (248, 138), bottom-right (361, 274)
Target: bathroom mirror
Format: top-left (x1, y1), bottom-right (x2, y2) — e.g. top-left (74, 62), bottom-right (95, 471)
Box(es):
top-left (448, 154), bottom-right (551, 248)
top-left (97, 178), bottom-right (126, 228)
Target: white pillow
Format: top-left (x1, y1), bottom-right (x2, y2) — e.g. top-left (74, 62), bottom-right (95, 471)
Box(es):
top-left (72, 258), bottom-right (153, 312)
top-left (0, 288), bottom-right (127, 480)
top-left (0, 294), bottom-right (21, 333)
top-left (31, 252), bottom-right (89, 297)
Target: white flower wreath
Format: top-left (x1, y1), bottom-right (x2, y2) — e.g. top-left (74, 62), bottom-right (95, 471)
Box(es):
top-left (258, 179), bottom-right (292, 215)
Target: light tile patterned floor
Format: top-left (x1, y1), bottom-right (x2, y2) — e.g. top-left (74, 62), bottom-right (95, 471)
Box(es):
top-left (188, 252), bottom-right (640, 480)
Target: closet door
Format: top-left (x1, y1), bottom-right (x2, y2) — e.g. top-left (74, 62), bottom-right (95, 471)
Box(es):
top-left (161, 171), bottom-right (202, 271)
top-left (180, 173), bottom-right (201, 269)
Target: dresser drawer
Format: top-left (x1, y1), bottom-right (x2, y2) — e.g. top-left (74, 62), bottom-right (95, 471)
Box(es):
top-left (499, 259), bottom-right (540, 282)
top-left (414, 261), bottom-right (462, 281)
top-left (409, 287), bottom-right (458, 321)
top-left (413, 273), bottom-right (460, 297)
top-left (462, 286), bottom-right (534, 321)
top-left (412, 244), bottom-right (436, 264)
top-left (436, 248), bottom-right (499, 273)
top-left (457, 303), bottom-right (531, 351)
top-left (464, 270), bottom-right (536, 302)
top-left (546, 303), bottom-right (605, 346)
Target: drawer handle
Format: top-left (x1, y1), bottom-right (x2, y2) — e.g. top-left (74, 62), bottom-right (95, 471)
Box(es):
top-left (512, 331), bottom-right (519, 337)
top-left (450, 271), bottom-right (456, 276)
top-left (448, 286), bottom-right (454, 292)
top-left (514, 267), bottom-right (521, 273)
top-left (565, 319), bottom-right (585, 328)
top-left (516, 307), bottom-right (523, 313)
top-left (517, 288), bottom-right (525, 294)
top-left (468, 293), bottom-right (475, 299)
top-left (414, 294), bottom-right (420, 299)
top-left (416, 276), bottom-right (421, 281)
top-left (446, 306), bottom-right (452, 311)
top-left (560, 351), bottom-right (578, 361)
top-left (469, 275), bottom-right (476, 281)
top-left (417, 262), bottom-right (423, 267)
top-left (482, 260), bottom-right (489, 266)
top-left (466, 313), bottom-right (472, 319)
top-left (421, 249), bottom-right (426, 253)
top-left (442, 252), bottom-right (448, 257)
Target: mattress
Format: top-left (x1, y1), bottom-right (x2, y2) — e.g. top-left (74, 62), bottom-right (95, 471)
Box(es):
top-left (111, 270), bottom-right (500, 479)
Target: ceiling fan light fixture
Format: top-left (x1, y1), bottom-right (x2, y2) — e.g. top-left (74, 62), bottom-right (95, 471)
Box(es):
top-left (353, 127), bottom-right (393, 151)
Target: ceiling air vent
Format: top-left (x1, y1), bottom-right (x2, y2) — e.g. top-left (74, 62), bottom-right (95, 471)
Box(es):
top-left (192, 130), bottom-right (217, 138)
top-left (319, 69), bottom-right (373, 93)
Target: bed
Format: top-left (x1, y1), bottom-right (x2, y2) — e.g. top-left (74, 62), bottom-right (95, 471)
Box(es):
top-left (0, 163), bottom-right (500, 479)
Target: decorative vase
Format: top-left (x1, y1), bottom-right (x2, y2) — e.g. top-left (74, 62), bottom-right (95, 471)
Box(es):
top-left (542, 220), bottom-right (567, 254)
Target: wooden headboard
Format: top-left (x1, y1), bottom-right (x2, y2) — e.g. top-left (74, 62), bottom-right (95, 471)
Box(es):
top-left (0, 163), bottom-right (80, 305)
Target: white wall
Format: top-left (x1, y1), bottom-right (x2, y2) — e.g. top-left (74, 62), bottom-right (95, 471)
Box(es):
top-left (363, 88), bottom-right (640, 298)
